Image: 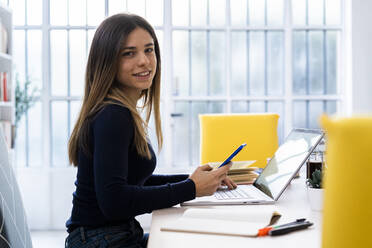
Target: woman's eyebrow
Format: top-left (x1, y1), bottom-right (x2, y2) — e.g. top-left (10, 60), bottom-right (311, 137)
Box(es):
top-left (122, 43), bottom-right (154, 50)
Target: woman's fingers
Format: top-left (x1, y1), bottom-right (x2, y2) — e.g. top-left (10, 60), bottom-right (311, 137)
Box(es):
top-left (222, 178), bottom-right (236, 190)
top-left (199, 164), bottom-right (213, 171)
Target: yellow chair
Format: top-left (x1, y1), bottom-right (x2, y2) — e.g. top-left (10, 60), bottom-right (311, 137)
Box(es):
top-left (321, 115), bottom-right (372, 248)
top-left (199, 113), bottom-right (279, 168)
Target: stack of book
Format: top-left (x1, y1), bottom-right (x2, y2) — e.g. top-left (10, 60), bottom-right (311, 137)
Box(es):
top-left (210, 161), bottom-right (260, 185)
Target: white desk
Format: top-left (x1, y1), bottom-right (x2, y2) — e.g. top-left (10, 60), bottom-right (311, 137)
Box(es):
top-left (148, 173), bottom-right (322, 248)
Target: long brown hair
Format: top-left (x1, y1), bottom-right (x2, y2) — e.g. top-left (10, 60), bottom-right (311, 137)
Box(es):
top-left (68, 13), bottom-right (162, 166)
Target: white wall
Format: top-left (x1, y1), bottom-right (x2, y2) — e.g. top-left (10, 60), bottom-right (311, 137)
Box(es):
top-left (351, 0), bottom-right (372, 114)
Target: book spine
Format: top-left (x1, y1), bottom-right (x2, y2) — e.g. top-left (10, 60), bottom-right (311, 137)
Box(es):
top-left (3, 72), bottom-right (7, 101)
top-left (0, 72), bottom-right (3, 102)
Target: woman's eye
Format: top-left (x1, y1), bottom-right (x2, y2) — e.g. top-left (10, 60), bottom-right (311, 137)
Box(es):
top-left (145, 47), bottom-right (154, 53)
top-left (122, 51), bottom-right (134, 57)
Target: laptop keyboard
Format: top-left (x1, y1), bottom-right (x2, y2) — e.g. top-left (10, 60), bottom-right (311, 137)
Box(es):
top-left (215, 187), bottom-right (253, 200)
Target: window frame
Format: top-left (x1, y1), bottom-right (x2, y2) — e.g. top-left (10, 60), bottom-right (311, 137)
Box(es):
top-left (12, 0), bottom-right (346, 169)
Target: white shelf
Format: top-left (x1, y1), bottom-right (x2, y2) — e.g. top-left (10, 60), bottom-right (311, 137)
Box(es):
top-left (0, 4), bottom-right (14, 150)
top-left (0, 101), bottom-right (12, 107)
top-left (0, 52), bottom-right (11, 60)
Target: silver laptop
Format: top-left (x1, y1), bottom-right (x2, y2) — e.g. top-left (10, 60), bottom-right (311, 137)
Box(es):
top-left (182, 128), bottom-right (324, 206)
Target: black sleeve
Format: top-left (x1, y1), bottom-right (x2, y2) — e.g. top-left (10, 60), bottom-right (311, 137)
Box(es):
top-left (92, 105), bottom-right (195, 221)
top-left (144, 174), bottom-right (190, 186)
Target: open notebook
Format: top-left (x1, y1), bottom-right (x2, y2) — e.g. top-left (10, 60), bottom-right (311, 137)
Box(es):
top-left (161, 208), bottom-right (281, 237)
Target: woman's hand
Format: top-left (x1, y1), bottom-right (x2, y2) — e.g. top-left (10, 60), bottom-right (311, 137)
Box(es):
top-left (221, 177), bottom-right (237, 190)
top-left (189, 162), bottom-right (232, 197)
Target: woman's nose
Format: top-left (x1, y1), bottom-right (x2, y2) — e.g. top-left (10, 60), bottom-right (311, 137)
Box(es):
top-left (137, 52), bottom-right (150, 66)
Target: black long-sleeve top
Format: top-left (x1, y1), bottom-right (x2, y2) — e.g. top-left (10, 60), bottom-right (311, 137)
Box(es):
top-left (66, 104), bottom-right (196, 232)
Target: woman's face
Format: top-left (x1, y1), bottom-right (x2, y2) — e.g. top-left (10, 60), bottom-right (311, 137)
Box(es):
top-left (117, 28), bottom-right (157, 99)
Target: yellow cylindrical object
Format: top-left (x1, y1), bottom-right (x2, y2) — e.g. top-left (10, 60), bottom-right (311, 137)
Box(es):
top-left (321, 115), bottom-right (372, 248)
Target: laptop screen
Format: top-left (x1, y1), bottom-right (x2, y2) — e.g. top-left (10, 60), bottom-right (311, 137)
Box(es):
top-left (253, 129), bottom-right (324, 200)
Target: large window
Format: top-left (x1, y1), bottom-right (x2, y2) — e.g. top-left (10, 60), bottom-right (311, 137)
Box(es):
top-left (12, 0), bottom-right (343, 168)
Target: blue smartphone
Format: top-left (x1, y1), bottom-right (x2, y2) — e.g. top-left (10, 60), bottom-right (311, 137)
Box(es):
top-left (218, 143), bottom-right (247, 168)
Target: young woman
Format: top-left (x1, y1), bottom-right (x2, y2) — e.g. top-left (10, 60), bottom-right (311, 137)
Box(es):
top-left (65, 13), bottom-right (236, 248)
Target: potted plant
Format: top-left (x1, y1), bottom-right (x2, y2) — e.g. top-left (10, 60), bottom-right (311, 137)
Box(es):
top-left (12, 75), bottom-right (39, 147)
top-left (306, 169), bottom-right (324, 211)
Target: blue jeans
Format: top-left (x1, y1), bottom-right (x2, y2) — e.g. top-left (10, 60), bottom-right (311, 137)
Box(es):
top-left (65, 219), bottom-right (148, 248)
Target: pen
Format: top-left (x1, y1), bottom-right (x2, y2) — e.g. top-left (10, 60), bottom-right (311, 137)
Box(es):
top-left (258, 219), bottom-right (313, 237)
top-left (269, 220), bottom-right (313, 236)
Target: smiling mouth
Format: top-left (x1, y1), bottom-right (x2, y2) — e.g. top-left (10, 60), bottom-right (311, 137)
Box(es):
top-left (133, 71), bottom-right (151, 77)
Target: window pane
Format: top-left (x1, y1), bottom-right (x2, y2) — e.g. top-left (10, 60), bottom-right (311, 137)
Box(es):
top-left (172, 0), bottom-right (189, 26)
top-left (293, 100), bottom-right (307, 128)
top-left (15, 115), bottom-right (26, 167)
top-left (27, 30), bottom-right (42, 90)
top-left (172, 31), bottom-right (189, 96)
top-left (326, 31), bottom-right (339, 94)
top-left (250, 101), bottom-right (265, 113)
top-left (27, 0), bottom-right (42, 25)
top-left (173, 101), bottom-right (190, 167)
top-left (268, 101), bottom-right (284, 143)
top-left (210, 101), bottom-right (225, 114)
top-left (12, 0), bottom-right (25, 25)
top-left (267, 31), bottom-right (284, 95)
top-left (325, 100), bottom-right (337, 115)
top-left (267, 101), bottom-right (283, 120)
top-left (13, 30), bottom-right (26, 84)
top-left (308, 0), bottom-right (324, 25)
top-left (51, 30), bottom-right (68, 96)
top-left (292, 0), bottom-right (306, 25)
top-left (70, 101), bottom-right (82, 136)
top-left (28, 102), bottom-right (42, 167)
top-left (293, 31), bottom-right (306, 95)
top-left (87, 0), bottom-right (105, 26)
top-left (108, 0), bottom-right (126, 16)
top-left (209, 0), bottom-right (225, 26)
top-left (309, 100), bottom-right (323, 128)
top-left (69, 0), bottom-right (87, 26)
top-left (249, 31), bottom-right (265, 95)
top-left (50, 0), bottom-right (67, 25)
top-left (249, 0), bottom-right (265, 25)
top-left (155, 29), bottom-right (163, 54)
top-left (267, 0), bottom-right (284, 25)
top-left (70, 30), bottom-right (86, 97)
top-left (52, 101), bottom-right (68, 167)
top-left (231, 31), bottom-right (247, 96)
top-left (309, 31), bottom-right (324, 94)
top-left (146, 0), bottom-right (163, 26)
top-left (127, 0), bottom-right (145, 17)
top-left (209, 31), bottom-right (225, 96)
top-left (190, 0), bottom-right (207, 26)
top-left (191, 101), bottom-right (208, 165)
top-left (231, 101), bottom-right (248, 113)
top-left (191, 31), bottom-right (207, 96)
top-left (231, 0), bottom-right (247, 26)
top-left (148, 105), bottom-right (165, 169)
top-left (326, 0), bottom-right (341, 25)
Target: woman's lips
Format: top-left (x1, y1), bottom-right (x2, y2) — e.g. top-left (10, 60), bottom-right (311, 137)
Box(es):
top-left (133, 71), bottom-right (151, 80)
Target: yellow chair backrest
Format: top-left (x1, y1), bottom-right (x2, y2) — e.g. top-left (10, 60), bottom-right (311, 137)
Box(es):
top-left (321, 115), bottom-right (372, 248)
top-left (199, 113), bottom-right (279, 168)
